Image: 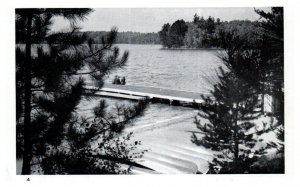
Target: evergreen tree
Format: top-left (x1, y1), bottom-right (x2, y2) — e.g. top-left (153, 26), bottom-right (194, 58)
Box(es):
top-left (256, 7), bottom-right (284, 161)
top-left (193, 14), bottom-right (200, 24)
top-left (195, 16), bottom-right (206, 30)
top-left (16, 8), bottom-right (147, 174)
top-left (183, 23), bottom-right (204, 48)
top-left (205, 16), bottom-right (216, 34)
top-left (168, 19), bottom-right (188, 47)
top-left (255, 7), bottom-right (283, 118)
top-left (191, 69), bottom-right (269, 173)
top-left (216, 28), bottom-right (263, 90)
top-left (192, 8), bottom-right (284, 173)
top-left (217, 8), bottom-right (284, 155)
top-left (158, 23), bottom-right (172, 48)
top-left (158, 20), bottom-right (188, 48)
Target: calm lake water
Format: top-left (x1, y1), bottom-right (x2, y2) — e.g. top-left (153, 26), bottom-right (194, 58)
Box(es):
top-left (105, 44), bottom-right (223, 94)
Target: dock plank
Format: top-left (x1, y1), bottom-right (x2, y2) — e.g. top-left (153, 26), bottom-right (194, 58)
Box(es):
top-left (85, 84), bottom-right (205, 104)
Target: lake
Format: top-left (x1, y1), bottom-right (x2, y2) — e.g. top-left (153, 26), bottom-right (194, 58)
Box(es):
top-left (106, 44), bottom-right (223, 94)
top-left (78, 44), bottom-right (224, 173)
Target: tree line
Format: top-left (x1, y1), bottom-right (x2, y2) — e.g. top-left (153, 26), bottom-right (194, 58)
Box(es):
top-left (159, 14), bottom-right (259, 49)
top-left (81, 31), bottom-right (160, 44)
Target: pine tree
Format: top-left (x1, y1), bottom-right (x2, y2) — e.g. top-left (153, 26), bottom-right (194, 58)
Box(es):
top-left (216, 8), bottom-right (283, 136)
top-left (16, 8), bottom-right (147, 174)
top-left (217, 8), bottom-right (284, 167)
top-left (255, 7), bottom-right (284, 155)
top-left (192, 8), bottom-right (284, 173)
top-left (191, 69), bottom-right (269, 173)
top-left (158, 23), bottom-right (172, 48)
top-left (168, 20), bottom-right (188, 47)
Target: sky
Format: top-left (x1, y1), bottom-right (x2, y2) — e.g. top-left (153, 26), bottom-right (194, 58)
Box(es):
top-left (51, 7), bottom-right (270, 33)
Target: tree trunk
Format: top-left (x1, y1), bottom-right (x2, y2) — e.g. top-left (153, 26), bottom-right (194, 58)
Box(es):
top-left (233, 103), bottom-right (239, 172)
top-left (21, 13), bottom-right (32, 175)
top-left (233, 134), bottom-right (239, 172)
top-left (261, 93), bottom-right (265, 114)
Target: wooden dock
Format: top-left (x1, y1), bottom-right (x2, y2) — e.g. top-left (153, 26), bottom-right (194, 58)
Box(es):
top-left (85, 84), bottom-right (205, 105)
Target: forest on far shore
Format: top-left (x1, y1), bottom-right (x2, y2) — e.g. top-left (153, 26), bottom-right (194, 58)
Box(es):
top-left (81, 15), bottom-right (259, 49)
top-left (81, 31), bottom-right (160, 44)
top-left (158, 14), bottom-right (260, 49)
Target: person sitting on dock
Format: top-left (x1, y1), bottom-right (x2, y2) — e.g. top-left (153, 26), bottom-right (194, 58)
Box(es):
top-left (121, 76), bottom-right (126, 85)
top-left (113, 75), bottom-right (121, 85)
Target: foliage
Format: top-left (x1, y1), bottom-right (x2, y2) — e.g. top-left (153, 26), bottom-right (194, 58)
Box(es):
top-left (158, 23), bottom-right (172, 48)
top-left (248, 154), bottom-right (284, 173)
top-left (16, 8), bottom-right (147, 174)
top-left (158, 20), bottom-right (188, 48)
top-left (217, 7), bottom-right (284, 157)
top-left (215, 20), bottom-right (261, 48)
top-left (159, 13), bottom-right (260, 49)
top-left (82, 31), bottom-right (160, 45)
top-left (256, 7), bottom-right (284, 159)
top-left (183, 23), bottom-right (204, 48)
top-left (168, 20), bottom-right (188, 47)
top-left (191, 69), bottom-right (269, 173)
top-left (192, 7), bottom-right (284, 174)
top-left (40, 99), bottom-right (148, 174)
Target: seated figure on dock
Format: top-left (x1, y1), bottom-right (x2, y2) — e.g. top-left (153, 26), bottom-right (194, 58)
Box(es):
top-left (113, 75), bottom-right (121, 85)
top-left (121, 76), bottom-right (126, 85)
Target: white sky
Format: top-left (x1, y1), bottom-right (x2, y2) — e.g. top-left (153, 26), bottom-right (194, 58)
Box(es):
top-left (51, 7), bottom-right (270, 33)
